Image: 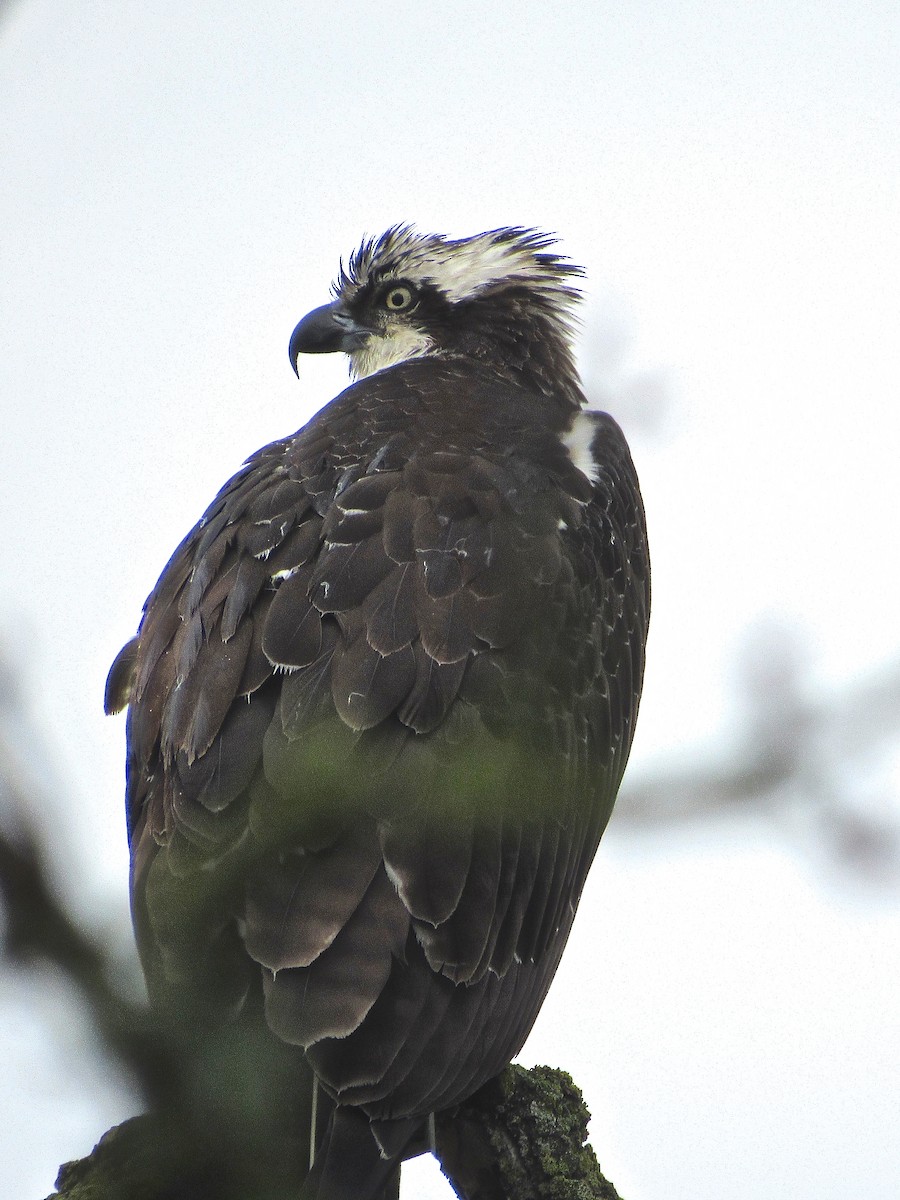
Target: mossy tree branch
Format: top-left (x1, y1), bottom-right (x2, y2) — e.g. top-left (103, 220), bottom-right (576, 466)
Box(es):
top-left (47, 1065), bottom-right (621, 1200)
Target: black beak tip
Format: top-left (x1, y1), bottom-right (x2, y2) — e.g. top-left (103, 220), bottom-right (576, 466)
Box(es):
top-left (289, 302), bottom-right (362, 375)
top-left (288, 316), bottom-right (313, 376)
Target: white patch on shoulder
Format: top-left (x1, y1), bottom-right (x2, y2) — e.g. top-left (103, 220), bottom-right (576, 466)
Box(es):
top-left (349, 324), bottom-right (433, 380)
top-left (561, 411), bottom-right (600, 485)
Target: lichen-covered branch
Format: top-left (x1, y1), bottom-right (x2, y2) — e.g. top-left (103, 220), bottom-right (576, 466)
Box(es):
top-left (437, 1066), bottom-right (622, 1200)
top-left (46, 1064), bottom-right (621, 1200)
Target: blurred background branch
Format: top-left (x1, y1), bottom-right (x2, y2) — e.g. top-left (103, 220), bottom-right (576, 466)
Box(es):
top-left (619, 620), bottom-right (900, 879)
top-left (0, 647), bottom-right (167, 1105)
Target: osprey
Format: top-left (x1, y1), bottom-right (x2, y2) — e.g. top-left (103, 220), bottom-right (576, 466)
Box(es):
top-left (106, 226), bottom-right (650, 1198)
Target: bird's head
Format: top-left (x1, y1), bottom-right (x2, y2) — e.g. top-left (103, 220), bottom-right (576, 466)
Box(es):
top-left (289, 226), bottom-right (585, 407)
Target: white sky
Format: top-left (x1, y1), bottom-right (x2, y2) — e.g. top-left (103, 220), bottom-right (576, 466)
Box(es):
top-left (1, 2), bottom-right (899, 1197)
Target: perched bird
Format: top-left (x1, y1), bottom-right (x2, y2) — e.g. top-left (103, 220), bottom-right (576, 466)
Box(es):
top-left (106, 226), bottom-right (650, 1198)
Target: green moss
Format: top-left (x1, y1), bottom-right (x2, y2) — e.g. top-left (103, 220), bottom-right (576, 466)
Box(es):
top-left (483, 1065), bottom-right (622, 1200)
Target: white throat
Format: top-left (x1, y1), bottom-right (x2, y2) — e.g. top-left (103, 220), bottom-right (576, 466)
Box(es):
top-left (349, 326), bottom-right (434, 380)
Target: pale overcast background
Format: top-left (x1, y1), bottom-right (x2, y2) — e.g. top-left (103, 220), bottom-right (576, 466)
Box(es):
top-left (2, 2), bottom-right (899, 1198)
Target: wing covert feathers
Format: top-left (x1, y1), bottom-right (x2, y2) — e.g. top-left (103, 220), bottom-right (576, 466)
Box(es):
top-left (113, 358), bottom-right (649, 1135)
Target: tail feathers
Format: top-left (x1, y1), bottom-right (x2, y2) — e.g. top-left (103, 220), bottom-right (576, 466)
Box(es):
top-left (301, 1107), bottom-right (419, 1200)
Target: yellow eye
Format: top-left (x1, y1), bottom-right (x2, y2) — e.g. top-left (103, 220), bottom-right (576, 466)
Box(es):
top-left (383, 284), bottom-right (416, 312)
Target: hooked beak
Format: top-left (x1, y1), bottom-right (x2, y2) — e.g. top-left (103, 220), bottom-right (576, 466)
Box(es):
top-left (288, 302), bottom-right (371, 376)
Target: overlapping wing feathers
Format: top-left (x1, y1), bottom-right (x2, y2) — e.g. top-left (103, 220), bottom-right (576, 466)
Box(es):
top-left (112, 366), bottom-right (649, 1121)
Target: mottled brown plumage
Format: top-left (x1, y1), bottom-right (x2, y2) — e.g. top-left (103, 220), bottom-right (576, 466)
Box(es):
top-left (107, 227), bottom-right (650, 1199)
